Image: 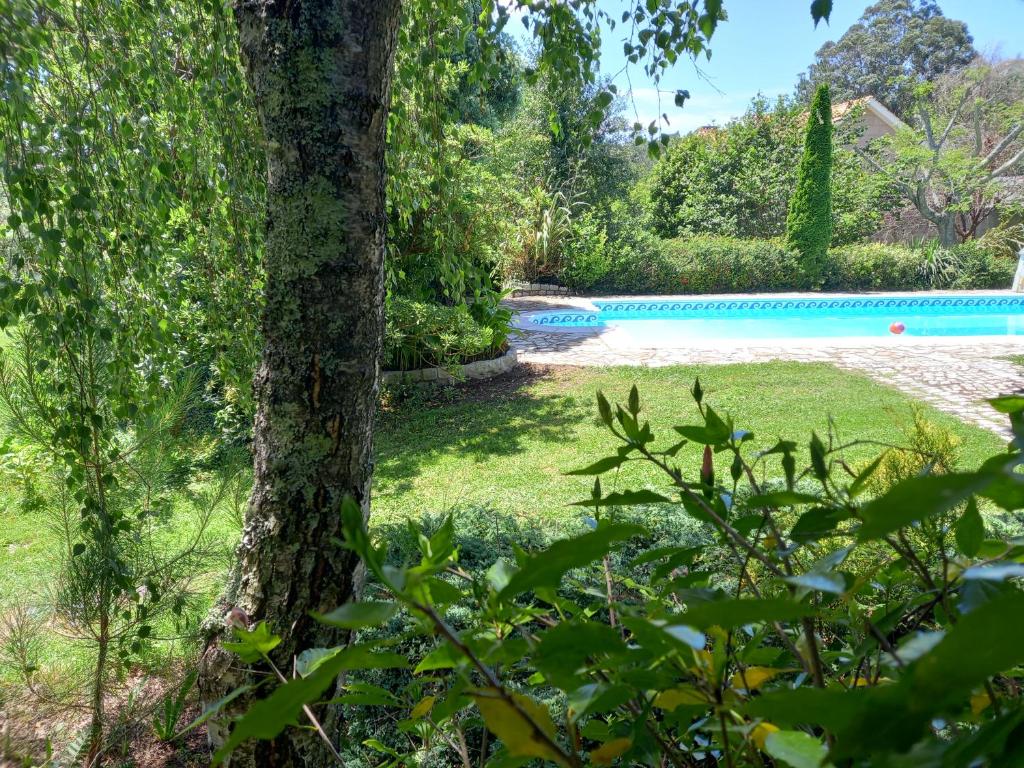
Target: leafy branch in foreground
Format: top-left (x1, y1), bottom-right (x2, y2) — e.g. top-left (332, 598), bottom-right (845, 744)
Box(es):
top-left (211, 382), bottom-right (1024, 766)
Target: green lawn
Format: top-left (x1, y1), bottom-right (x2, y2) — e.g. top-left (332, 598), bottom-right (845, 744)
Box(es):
top-left (0, 361), bottom-right (1007, 689)
top-left (375, 362), bottom-right (1005, 527)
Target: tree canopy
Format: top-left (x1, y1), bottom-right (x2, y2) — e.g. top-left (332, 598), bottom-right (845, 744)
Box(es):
top-left (796, 0), bottom-right (976, 117)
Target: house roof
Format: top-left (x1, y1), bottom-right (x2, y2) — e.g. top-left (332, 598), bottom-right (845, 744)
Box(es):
top-left (831, 96), bottom-right (906, 132)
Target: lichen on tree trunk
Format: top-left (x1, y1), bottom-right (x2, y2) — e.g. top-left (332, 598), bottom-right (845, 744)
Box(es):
top-left (198, 1), bottom-right (400, 764)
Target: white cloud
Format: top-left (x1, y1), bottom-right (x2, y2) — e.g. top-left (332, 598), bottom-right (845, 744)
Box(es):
top-left (618, 85), bottom-right (786, 134)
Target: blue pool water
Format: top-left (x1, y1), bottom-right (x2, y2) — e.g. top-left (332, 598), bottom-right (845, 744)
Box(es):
top-left (526, 295), bottom-right (1024, 341)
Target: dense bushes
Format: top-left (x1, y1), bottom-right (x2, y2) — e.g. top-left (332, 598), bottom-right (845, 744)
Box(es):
top-left (951, 239), bottom-right (1020, 288)
top-left (820, 242), bottom-right (935, 291)
top-left (823, 241), bottom-right (1016, 291)
top-left (593, 236), bottom-right (1015, 295)
top-left (559, 210), bottom-right (612, 290)
top-left (658, 236), bottom-right (803, 293)
top-left (383, 297), bottom-right (510, 371)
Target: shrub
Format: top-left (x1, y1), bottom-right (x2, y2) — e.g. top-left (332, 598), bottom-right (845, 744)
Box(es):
top-left (383, 297), bottom-right (506, 371)
top-left (821, 242), bottom-right (928, 291)
top-left (786, 83), bottom-right (833, 281)
top-left (597, 235), bottom-right (802, 294)
top-left (868, 406), bottom-right (962, 495)
top-left (587, 235), bottom-right (1014, 295)
top-left (659, 236), bottom-right (803, 293)
top-left (823, 241), bottom-right (1016, 291)
top-left (595, 199), bottom-right (678, 293)
top-left (559, 210), bottom-right (611, 290)
top-left (949, 240), bottom-right (1018, 289)
top-left (218, 383), bottom-right (1024, 768)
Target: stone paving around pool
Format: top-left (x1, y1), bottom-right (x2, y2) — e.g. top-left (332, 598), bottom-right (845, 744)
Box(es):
top-left (507, 296), bottom-right (1024, 436)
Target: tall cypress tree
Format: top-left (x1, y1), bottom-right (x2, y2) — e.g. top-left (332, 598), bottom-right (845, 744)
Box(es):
top-left (787, 83), bottom-right (833, 283)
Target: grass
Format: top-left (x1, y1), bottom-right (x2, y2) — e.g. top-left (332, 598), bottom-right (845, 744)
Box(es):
top-left (0, 360), bottom-right (1008, 745)
top-left (375, 362), bottom-right (1005, 526)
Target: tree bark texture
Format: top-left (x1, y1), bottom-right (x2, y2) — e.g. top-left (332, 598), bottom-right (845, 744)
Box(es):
top-left (199, 1), bottom-right (400, 764)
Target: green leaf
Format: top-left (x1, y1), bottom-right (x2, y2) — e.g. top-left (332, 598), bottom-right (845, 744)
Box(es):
top-left (783, 571), bottom-right (845, 594)
top-left (956, 497), bottom-right (984, 557)
top-left (295, 648), bottom-right (337, 678)
top-left (569, 489), bottom-right (671, 508)
top-left (222, 622), bottom-right (281, 664)
top-left (312, 601), bottom-right (398, 629)
top-left (962, 562), bottom-right (1024, 581)
top-left (849, 454), bottom-right (884, 498)
top-left (829, 590), bottom-right (1024, 761)
top-left (745, 687), bottom-right (868, 732)
top-left (790, 507), bottom-right (851, 543)
top-left (809, 433), bottom-right (827, 481)
top-left (500, 523), bottom-right (645, 598)
top-left (565, 455), bottom-right (627, 475)
top-left (675, 405), bottom-right (731, 445)
top-left (622, 616), bottom-right (705, 654)
top-left (534, 621), bottom-right (629, 688)
top-left (764, 730), bottom-right (830, 768)
top-left (857, 473), bottom-right (989, 541)
top-left (988, 394), bottom-right (1024, 414)
top-left (415, 642), bottom-right (464, 674)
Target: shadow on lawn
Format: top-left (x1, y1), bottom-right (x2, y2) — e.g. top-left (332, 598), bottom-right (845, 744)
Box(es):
top-left (375, 364), bottom-right (591, 496)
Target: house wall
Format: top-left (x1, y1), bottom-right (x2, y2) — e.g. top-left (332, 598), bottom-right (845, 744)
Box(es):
top-left (859, 111), bottom-right (894, 145)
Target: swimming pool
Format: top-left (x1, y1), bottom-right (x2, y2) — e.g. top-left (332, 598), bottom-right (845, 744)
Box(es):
top-left (521, 294), bottom-right (1024, 344)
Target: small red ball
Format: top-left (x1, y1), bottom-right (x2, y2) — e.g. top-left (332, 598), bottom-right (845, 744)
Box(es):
top-left (889, 321), bottom-right (905, 335)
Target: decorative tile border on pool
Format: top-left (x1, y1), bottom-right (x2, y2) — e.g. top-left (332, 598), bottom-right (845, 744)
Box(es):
top-left (529, 295), bottom-right (1024, 325)
top-left (533, 312), bottom-right (601, 325)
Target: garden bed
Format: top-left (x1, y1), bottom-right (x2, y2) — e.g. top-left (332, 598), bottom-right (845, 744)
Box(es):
top-left (381, 348), bottom-right (518, 385)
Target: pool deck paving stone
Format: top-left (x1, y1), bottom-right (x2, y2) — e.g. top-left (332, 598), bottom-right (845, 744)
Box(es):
top-left (507, 295), bottom-right (1024, 436)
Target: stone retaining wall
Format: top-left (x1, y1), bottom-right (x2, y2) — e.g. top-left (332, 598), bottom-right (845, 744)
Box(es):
top-left (381, 349), bottom-right (518, 386)
top-left (507, 281), bottom-right (571, 298)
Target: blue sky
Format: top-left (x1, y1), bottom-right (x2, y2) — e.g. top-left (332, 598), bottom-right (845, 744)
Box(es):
top-left (508, 1), bottom-right (1024, 133)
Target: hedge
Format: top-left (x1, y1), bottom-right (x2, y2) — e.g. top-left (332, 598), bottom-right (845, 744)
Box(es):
top-left (594, 235), bottom-right (1015, 295)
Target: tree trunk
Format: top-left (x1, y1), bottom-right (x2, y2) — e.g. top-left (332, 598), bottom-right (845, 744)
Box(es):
top-left (936, 214), bottom-right (959, 247)
top-left (198, 1), bottom-right (400, 765)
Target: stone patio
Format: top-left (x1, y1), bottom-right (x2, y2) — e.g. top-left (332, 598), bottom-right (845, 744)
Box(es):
top-left (508, 296), bottom-right (1024, 436)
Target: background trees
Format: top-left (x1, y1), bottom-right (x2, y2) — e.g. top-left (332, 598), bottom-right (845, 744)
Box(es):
top-left (647, 96), bottom-right (888, 246)
top-left (796, 0), bottom-right (976, 119)
top-left (861, 58), bottom-right (1024, 246)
